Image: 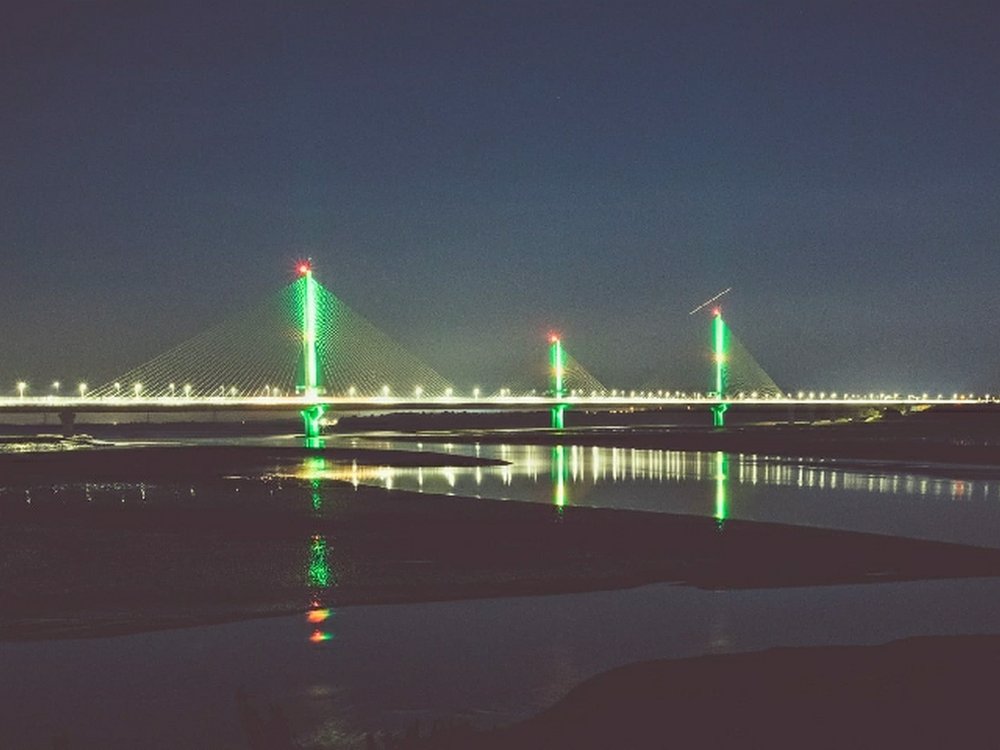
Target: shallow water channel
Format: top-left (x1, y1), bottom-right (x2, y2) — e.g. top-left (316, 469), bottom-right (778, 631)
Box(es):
top-left (313, 436), bottom-right (1000, 548)
top-left (4, 436), bottom-right (1000, 749)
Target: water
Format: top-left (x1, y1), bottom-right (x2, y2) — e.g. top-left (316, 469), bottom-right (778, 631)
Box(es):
top-left (5, 578), bottom-right (1000, 749)
top-left (301, 437), bottom-right (1000, 548)
top-left (5, 435), bottom-right (1000, 748)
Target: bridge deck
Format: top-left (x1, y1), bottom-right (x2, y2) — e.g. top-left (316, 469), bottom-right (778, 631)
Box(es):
top-left (0, 395), bottom-right (988, 416)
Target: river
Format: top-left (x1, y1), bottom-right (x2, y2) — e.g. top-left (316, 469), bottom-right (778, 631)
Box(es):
top-left (3, 435), bottom-right (1000, 748)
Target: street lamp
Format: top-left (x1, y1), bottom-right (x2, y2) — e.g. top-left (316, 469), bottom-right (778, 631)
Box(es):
top-left (133, 383), bottom-right (142, 397)
top-left (17, 382), bottom-right (26, 399)
top-left (79, 383), bottom-right (87, 398)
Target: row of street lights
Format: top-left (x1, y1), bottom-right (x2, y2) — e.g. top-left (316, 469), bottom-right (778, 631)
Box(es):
top-left (6, 381), bottom-right (998, 402)
top-left (11, 381), bottom-right (172, 398)
top-left (14, 381), bottom-right (85, 397)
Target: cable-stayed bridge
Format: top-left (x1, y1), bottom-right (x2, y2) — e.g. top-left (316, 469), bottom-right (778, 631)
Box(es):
top-left (1, 265), bottom-right (990, 438)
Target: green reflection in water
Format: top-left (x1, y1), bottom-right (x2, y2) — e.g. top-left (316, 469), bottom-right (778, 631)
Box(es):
top-left (304, 434), bottom-right (326, 450)
top-left (552, 445), bottom-right (568, 510)
top-left (306, 456), bottom-right (326, 513)
top-left (302, 455), bottom-right (335, 641)
top-left (715, 451), bottom-right (729, 529)
top-left (308, 535), bottom-right (333, 588)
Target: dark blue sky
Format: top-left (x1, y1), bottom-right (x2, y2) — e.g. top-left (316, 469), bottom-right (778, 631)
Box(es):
top-left (3, 1), bottom-right (998, 393)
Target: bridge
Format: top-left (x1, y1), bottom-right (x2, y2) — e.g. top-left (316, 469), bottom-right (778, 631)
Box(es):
top-left (2, 263), bottom-right (990, 440)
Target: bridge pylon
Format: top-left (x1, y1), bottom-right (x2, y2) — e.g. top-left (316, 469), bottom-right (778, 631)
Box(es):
top-left (298, 262), bottom-right (325, 446)
top-left (709, 309), bottom-right (729, 428)
top-left (549, 334), bottom-right (567, 429)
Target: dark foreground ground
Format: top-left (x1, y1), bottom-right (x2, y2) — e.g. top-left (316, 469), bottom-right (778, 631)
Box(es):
top-left (381, 634), bottom-right (1000, 750)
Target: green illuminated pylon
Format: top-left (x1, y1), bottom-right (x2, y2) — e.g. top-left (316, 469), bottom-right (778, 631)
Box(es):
top-left (299, 264), bottom-right (325, 444)
top-left (549, 336), bottom-right (567, 429)
top-left (304, 267), bottom-right (319, 397)
top-left (710, 311), bottom-right (729, 428)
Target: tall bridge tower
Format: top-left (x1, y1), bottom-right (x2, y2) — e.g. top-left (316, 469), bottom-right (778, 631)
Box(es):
top-left (549, 334), bottom-right (567, 429)
top-left (298, 262), bottom-right (325, 445)
top-left (710, 309), bottom-right (729, 427)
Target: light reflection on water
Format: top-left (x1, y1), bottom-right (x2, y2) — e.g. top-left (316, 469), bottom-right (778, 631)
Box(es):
top-left (305, 456), bottom-right (335, 645)
top-left (297, 439), bottom-right (1000, 548)
top-left (327, 439), bottom-right (998, 499)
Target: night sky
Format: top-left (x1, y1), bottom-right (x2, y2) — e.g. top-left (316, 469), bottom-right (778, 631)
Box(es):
top-left (3, 1), bottom-right (998, 394)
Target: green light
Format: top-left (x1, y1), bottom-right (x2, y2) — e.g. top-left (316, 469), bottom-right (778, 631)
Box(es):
top-left (306, 457), bottom-right (325, 512)
top-left (299, 268), bottom-right (326, 444)
top-left (714, 451), bottom-right (728, 529)
top-left (712, 312), bottom-right (727, 396)
top-left (304, 269), bottom-right (319, 396)
top-left (550, 337), bottom-right (565, 397)
top-left (308, 534), bottom-right (333, 589)
top-left (550, 337), bottom-right (567, 429)
top-left (552, 445), bottom-right (567, 509)
top-left (711, 311), bottom-right (729, 427)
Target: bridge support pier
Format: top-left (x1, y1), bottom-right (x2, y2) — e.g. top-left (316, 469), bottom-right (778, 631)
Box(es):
top-left (711, 402), bottom-right (728, 428)
top-left (301, 404), bottom-right (326, 449)
top-left (550, 404), bottom-right (567, 430)
top-left (58, 410), bottom-right (77, 437)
